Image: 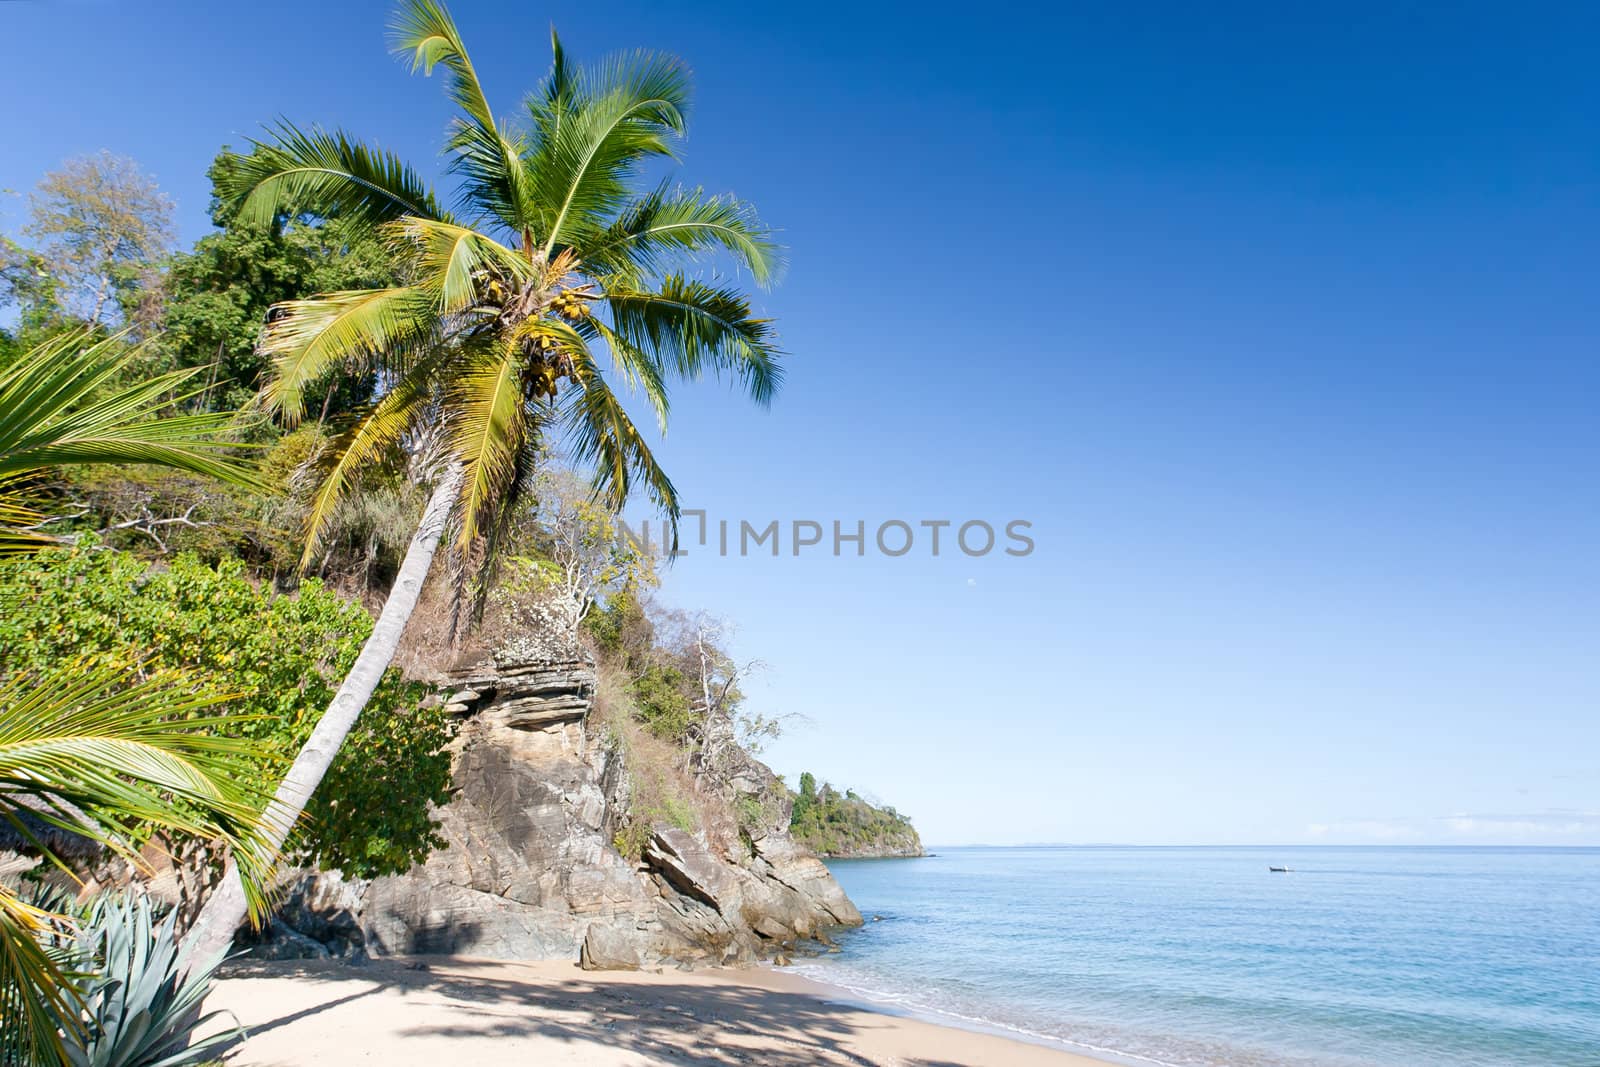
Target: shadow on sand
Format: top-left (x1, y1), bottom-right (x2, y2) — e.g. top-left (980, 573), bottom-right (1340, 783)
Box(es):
top-left (214, 957), bottom-right (979, 1067)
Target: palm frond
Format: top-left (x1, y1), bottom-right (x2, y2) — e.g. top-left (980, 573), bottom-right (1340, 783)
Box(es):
top-left (226, 122), bottom-right (446, 232)
top-left (391, 217), bottom-right (533, 312)
top-left (0, 665), bottom-right (278, 1067)
top-left (561, 347), bottom-right (679, 530)
top-left (0, 331), bottom-right (261, 554)
top-left (586, 316), bottom-right (670, 431)
top-left (445, 336), bottom-right (534, 551)
top-left (391, 0), bottom-right (532, 235)
top-left (584, 184), bottom-right (782, 286)
top-left (0, 491), bottom-right (48, 556)
top-left (603, 276), bottom-right (783, 405)
top-left (0, 669), bottom-right (274, 885)
top-left (528, 47), bottom-right (690, 256)
top-left (0, 887), bottom-right (80, 1067)
top-left (299, 357), bottom-right (443, 566)
top-left (390, 0), bottom-right (497, 136)
top-left (258, 286), bottom-right (440, 422)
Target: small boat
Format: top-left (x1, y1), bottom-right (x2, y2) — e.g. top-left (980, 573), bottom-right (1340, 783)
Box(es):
top-left (1268, 866), bottom-right (1292, 873)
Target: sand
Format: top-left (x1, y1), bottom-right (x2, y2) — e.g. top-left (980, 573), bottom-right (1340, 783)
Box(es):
top-left (202, 956), bottom-right (1108, 1067)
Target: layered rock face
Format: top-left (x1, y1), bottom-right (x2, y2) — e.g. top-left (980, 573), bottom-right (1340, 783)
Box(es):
top-left (264, 657), bottom-right (860, 969)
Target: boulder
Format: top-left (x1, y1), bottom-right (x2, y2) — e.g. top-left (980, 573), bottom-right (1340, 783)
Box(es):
top-left (248, 919), bottom-right (333, 961)
top-left (644, 829), bottom-right (740, 914)
top-left (580, 922), bottom-right (642, 970)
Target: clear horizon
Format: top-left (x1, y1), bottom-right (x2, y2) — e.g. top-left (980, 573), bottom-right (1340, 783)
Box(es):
top-left (4, 0), bottom-right (1596, 847)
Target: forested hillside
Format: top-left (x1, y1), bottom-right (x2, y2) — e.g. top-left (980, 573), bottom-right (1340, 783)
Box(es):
top-left (789, 773), bottom-right (924, 858)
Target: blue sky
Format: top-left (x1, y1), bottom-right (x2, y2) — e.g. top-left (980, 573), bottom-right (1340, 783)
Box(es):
top-left (4, 1), bottom-right (1597, 845)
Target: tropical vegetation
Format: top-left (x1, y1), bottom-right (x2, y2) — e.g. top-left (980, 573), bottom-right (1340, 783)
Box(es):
top-left (186, 0), bottom-right (785, 959)
top-left (0, 331), bottom-right (260, 555)
top-left (0, 667), bottom-right (273, 1067)
top-left (0, 321), bottom-right (273, 1064)
top-left (0, 0), bottom-right (802, 1049)
top-left (0, 545), bottom-right (452, 878)
top-left (790, 773), bottom-right (923, 858)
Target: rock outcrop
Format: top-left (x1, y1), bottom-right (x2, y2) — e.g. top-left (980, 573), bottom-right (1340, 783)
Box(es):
top-left (264, 656), bottom-right (860, 969)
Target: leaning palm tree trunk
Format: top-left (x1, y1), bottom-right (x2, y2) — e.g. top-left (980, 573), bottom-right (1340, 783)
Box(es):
top-left (183, 467), bottom-right (462, 964)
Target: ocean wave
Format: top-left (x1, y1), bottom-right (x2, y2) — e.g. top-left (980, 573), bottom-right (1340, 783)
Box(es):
top-left (787, 961), bottom-right (1192, 1067)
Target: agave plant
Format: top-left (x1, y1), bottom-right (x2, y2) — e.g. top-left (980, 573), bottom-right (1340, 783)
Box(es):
top-left (0, 329), bottom-right (260, 554)
top-left (0, 667), bottom-right (275, 1067)
top-left (60, 893), bottom-right (241, 1067)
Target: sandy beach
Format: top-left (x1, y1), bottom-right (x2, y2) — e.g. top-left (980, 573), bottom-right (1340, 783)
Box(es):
top-left (202, 957), bottom-right (1107, 1067)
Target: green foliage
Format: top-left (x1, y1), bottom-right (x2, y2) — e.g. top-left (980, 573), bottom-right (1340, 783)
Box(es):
top-left (611, 821), bottom-right (649, 861)
top-left (629, 662), bottom-right (699, 743)
top-left (584, 588), bottom-right (697, 742)
top-left (788, 774), bottom-right (922, 859)
top-left (610, 783), bottom-right (696, 862)
top-left (0, 544), bottom-right (453, 877)
top-left (0, 235), bottom-right (70, 362)
top-left (592, 669), bottom-right (704, 861)
top-left (610, 772), bottom-right (699, 861)
top-left (59, 893), bottom-right (239, 1067)
top-left (226, 0), bottom-right (784, 579)
top-left (0, 330), bottom-right (261, 555)
top-left (0, 667), bottom-right (276, 1067)
top-left (583, 589), bottom-right (734, 747)
top-left (735, 795), bottom-right (764, 829)
top-left (155, 150), bottom-right (399, 413)
top-left (582, 585), bottom-right (650, 662)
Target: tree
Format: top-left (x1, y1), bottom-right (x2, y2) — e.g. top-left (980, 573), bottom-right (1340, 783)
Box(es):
top-left (492, 467), bottom-right (653, 654)
top-left (185, 0), bottom-right (785, 959)
top-left (0, 236), bottom-right (68, 365)
top-left (22, 152), bottom-right (174, 326)
top-left (157, 150), bottom-right (399, 413)
top-left (793, 772), bottom-right (818, 823)
top-left (655, 609), bottom-right (775, 766)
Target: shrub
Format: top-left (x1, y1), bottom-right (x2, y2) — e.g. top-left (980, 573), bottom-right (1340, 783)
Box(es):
top-left (592, 668), bottom-right (714, 860)
top-left (0, 544), bottom-right (453, 877)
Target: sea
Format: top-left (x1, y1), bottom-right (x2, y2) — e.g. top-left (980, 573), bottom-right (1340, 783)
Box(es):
top-left (794, 846), bottom-right (1600, 1067)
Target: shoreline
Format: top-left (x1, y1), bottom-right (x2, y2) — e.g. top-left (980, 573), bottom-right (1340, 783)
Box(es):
top-left (761, 964), bottom-right (1176, 1067)
top-left (772, 964), bottom-right (1174, 1067)
top-left (203, 955), bottom-right (1115, 1066)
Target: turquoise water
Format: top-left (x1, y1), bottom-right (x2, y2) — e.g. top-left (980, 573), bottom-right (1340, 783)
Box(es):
top-left (801, 847), bottom-right (1600, 1067)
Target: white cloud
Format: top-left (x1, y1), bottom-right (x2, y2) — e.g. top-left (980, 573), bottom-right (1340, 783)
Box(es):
top-left (1440, 811), bottom-right (1600, 838)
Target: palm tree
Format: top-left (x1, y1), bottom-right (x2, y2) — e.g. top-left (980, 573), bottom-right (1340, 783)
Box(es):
top-left (185, 0), bottom-right (784, 959)
top-left (0, 330), bottom-right (262, 553)
top-left (0, 667), bottom-right (275, 1067)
